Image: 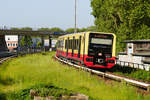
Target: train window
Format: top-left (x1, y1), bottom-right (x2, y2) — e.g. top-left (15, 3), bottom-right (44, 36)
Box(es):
top-left (69, 40), bottom-right (71, 49)
top-left (66, 40), bottom-right (68, 49)
top-left (72, 39), bottom-right (74, 49)
top-left (65, 40), bottom-right (67, 49)
top-left (69, 40), bottom-right (70, 49)
top-left (75, 39), bottom-right (78, 50)
top-left (72, 39), bottom-right (73, 49)
top-left (70, 40), bottom-right (71, 49)
top-left (74, 39), bottom-right (77, 49)
top-left (71, 40), bottom-right (73, 49)
top-left (77, 39), bottom-right (79, 49)
top-left (68, 40), bottom-right (69, 49)
top-left (73, 39), bottom-right (75, 49)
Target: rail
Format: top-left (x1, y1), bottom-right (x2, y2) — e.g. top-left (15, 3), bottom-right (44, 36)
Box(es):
top-left (55, 56), bottom-right (150, 91)
top-left (0, 55), bottom-right (17, 64)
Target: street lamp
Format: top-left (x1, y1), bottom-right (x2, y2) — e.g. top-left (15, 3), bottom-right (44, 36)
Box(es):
top-left (74, 0), bottom-right (77, 33)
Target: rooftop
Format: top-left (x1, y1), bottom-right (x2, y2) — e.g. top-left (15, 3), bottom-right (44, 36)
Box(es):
top-left (123, 40), bottom-right (150, 43)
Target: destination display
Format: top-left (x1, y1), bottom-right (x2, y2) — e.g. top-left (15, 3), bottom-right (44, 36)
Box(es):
top-left (91, 38), bottom-right (112, 45)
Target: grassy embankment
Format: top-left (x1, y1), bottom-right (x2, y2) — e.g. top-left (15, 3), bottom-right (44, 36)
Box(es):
top-left (111, 65), bottom-right (150, 82)
top-left (0, 52), bottom-right (150, 100)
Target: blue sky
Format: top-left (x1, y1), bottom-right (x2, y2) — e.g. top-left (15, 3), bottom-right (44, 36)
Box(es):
top-left (0, 0), bottom-right (94, 30)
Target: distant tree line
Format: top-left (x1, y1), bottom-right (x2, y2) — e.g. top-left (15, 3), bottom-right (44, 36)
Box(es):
top-left (37, 26), bottom-right (97, 33)
top-left (91, 0), bottom-right (150, 52)
top-left (11, 26), bottom-right (97, 33)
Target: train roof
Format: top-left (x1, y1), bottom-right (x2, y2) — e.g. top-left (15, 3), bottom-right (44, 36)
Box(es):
top-left (58, 32), bottom-right (116, 38)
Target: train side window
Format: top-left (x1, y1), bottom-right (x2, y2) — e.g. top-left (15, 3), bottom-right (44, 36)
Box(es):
top-left (66, 40), bottom-right (68, 49)
top-left (65, 40), bottom-right (67, 49)
top-left (76, 39), bottom-right (78, 50)
top-left (77, 39), bottom-right (79, 49)
top-left (71, 40), bottom-right (72, 49)
top-left (72, 40), bottom-right (73, 49)
top-left (70, 40), bottom-right (71, 49)
top-left (69, 40), bottom-right (70, 49)
top-left (71, 40), bottom-right (73, 49)
top-left (73, 38), bottom-right (75, 49)
top-left (68, 40), bottom-right (69, 49)
top-left (75, 39), bottom-right (77, 49)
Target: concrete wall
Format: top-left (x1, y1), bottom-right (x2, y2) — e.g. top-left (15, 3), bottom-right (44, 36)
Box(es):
top-left (118, 54), bottom-right (150, 71)
top-left (119, 55), bottom-right (143, 64)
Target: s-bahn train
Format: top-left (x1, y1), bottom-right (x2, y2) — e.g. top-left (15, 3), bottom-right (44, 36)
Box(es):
top-left (56, 32), bottom-right (116, 69)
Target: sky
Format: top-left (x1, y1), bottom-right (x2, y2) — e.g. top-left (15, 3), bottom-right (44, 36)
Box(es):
top-left (0, 0), bottom-right (94, 30)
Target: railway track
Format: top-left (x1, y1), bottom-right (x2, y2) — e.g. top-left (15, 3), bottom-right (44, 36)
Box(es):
top-left (0, 55), bottom-right (17, 64)
top-left (55, 56), bottom-right (150, 91)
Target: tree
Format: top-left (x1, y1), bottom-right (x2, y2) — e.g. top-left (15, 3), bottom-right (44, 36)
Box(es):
top-left (65, 28), bottom-right (75, 33)
top-left (11, 27), bottom-right (20, 30)
top-left (11, 27), bottom-right (33, 48)
top-left (91, 0), bottom-right (150, 52)
top-left (11, 27), bottom-right (33, 31)
top-left (21, 27), bottom-right (32, 31)
top-left (50, 27), bottom-right (64, 33)
top-left (38, 28), bottom-right (51, 31)
top-left (86, 26), bottom-right (97, 31)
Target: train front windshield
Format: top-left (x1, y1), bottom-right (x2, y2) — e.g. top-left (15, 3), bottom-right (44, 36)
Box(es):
top-left (88, 33), bottom-right (113, 57)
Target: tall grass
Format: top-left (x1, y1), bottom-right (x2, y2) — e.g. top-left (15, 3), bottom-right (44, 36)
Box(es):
top-left (112, 65), bottom-right (150, 82)
top-left (0, 52), bottom-right (150, 100)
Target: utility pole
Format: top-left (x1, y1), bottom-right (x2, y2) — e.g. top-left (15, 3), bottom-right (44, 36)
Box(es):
top-left (74, 0), bottom-right (77, 33)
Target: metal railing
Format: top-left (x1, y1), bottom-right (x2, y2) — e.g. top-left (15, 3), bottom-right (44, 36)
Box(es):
top-left (115, 60), bottom-right (149, 71)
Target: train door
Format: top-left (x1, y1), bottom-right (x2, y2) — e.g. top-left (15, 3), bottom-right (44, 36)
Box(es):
top-left (78, 36), bottom-right (81, 58)
top-left (72, 37), bottom-right (75, 57)
top-left (83, 34), bottom-right (86, 62)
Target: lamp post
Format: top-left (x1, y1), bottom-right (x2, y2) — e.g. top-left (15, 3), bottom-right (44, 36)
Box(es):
top-left (74, 0), bottom-right (77, 33)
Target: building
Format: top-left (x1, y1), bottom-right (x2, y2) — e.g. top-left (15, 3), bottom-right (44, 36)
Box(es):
top-left (5, 35), bottom-right (18, 51)
top-left (44, 39), bottom-right (57, 51)
top-left (4, 35), bottom-right (57, 52)
top-left (117, 40), bottom-right (150, 71)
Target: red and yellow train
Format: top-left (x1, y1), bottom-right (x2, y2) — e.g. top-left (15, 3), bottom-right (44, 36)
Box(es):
top-left (56, 32), bottom-right (116, 69)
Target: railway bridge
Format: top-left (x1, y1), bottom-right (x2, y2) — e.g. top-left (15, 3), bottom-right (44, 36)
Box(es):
top-left (0, 29), bottom-right (65, 57)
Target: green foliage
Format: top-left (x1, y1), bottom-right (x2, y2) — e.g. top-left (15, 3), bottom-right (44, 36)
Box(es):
top-left (86, 26), bottom-right (97, 31)
top-left (33, 84), bottom-right (74, 97)
top-left (50, 27), bottom-right (64, 32)
top-left (38, 28), bottom-right (51, 31)
top-left (21, 27), bottom-right (32, 31)
top-left (6, 83), bottom-right (75, 100)
top-left (20, 36), bottom-right (33, 47)
top-left (91, 0), bottom-right (150, 52)
top-left (65, 28), bottom-right (86, 33)
top-left (0, 52), bottom-right (150, 100)
top-left (65, 28), bottom-right (75, 33)
top-left (38, 27), bottom-right (64, 32)
top-left (11, 27), bottom-right (20, 30)
top-left (112, 65), bottom-right (150, 82)
top-left (11, 27), bottom-right (33, 31)
top-left (37, 41), bottom-right (42, 48)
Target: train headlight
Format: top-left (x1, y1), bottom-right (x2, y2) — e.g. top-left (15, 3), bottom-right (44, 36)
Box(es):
top-left (98, 53), bottom-right (102, 56)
